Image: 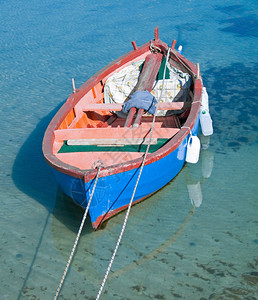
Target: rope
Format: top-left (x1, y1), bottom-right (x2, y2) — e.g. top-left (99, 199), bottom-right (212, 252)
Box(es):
top-left (192, 100), bottom-right (202, 105)
top-left (181, 126), bottom-right (191, 133)
top-left (171, 50), bottom-right (196, 77)
top-left (96, 47), bottom-right (171, 300)
top-left (150, 40), bottom-right (161, 53)
top-left (54, 166), bottom-right (101, 300)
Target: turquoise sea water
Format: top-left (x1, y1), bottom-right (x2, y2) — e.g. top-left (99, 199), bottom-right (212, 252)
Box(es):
top-left (1, 1), bottom-right (257, 299)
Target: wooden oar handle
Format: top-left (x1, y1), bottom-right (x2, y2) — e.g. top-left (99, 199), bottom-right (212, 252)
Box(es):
top-left (124, 107), bottom-right (137, 127)
top-left (132, 108), bottom-right (144, 128)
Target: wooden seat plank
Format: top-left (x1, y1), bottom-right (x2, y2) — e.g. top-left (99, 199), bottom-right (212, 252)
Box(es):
top-left (54, 127), bottom-right (180, 141)
top-left (81, 101), bottom-right (190, 112)
top-left (67, 138), bottom-right (158, 146)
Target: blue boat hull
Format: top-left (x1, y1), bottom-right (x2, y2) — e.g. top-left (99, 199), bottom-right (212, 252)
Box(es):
top-left (52, 115), bottom-right (200, 229)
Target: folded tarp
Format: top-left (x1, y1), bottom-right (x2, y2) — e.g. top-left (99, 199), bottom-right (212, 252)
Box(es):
top-left (122, 91), bottom-right (157, 115)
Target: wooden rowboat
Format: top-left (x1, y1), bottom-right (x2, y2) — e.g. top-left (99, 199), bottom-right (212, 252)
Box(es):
top-left (43, 27), bottom-right (203, 229)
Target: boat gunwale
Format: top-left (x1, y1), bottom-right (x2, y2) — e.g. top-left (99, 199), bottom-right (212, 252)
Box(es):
top-left (42, 39), bottom-right (202, 182)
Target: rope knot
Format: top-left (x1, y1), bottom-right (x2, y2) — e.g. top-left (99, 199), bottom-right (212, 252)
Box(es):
top-left (92, 160), bottom-right (105, 170)
top-left (150, 41), bottom-right (161, 53)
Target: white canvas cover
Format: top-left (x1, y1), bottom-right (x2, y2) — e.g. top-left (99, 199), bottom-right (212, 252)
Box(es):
top-left (104, 58), bottom-right (191, 116)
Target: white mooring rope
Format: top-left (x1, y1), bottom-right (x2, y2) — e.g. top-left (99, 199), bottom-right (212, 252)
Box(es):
top-left (96, 47), bottom-right (171, 300)
top-left (54, 166), bottom-right (101, 300)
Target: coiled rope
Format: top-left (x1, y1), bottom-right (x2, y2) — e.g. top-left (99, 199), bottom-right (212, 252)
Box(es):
top-left (96, 46), bottom-right (172, 300)
top-left (54, 166), bottom-right (102, 300)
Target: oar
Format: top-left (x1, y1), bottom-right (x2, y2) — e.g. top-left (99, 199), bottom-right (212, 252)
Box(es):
top-left (124, 52), bottom-right (163, 127)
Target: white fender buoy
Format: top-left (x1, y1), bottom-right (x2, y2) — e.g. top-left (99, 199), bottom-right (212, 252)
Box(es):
top-left (200, 87), bottom-right (213, 136)
top-left (177, 45), bottom-right (183, 54)
top-left (201, 87), bottom-right (209, 110)
top-left (187, 182), bottom-right (203, 208)
top-left (186, 135), bottom-right (201, 164)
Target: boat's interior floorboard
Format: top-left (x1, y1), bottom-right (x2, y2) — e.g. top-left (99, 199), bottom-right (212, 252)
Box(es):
top-left (59, 138), bottom-right (168, 153)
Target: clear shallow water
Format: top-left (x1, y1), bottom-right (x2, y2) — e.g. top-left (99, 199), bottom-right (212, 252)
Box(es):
top-left (0, 1), bottom-right (257, 299)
